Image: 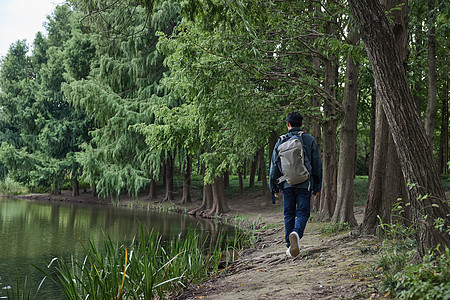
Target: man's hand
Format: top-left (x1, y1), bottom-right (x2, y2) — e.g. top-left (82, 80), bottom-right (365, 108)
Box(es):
top-left (271, 191), bottom-right (279, 204)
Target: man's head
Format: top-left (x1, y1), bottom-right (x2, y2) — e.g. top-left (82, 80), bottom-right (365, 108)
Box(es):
top-left (286, 111), bottom-right (303, 128)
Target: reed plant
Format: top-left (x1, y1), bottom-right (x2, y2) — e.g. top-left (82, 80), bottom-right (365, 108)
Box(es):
top-left (36, 226), bottom-right (249, 299)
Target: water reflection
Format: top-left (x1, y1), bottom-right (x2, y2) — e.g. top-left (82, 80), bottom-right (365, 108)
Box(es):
top-left (0, 198), bottom-right (233, 299)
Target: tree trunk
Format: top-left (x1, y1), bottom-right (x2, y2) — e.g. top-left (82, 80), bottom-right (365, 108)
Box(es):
top-left (180, 156), bottom-right (192, 204)
top-left (332, 31), bottom-right (360, 226)
top-left (360, 100), bottom-right (389, 235)
top-left (52, 179), bottom-right (61, 195)
top-left (148, 179), bottom-right (158, 200)
top-left (188, 183), bottom-right (212, 215)
top-left (223, 170), bottom-right (229, 188)
top-left (269, 131), bottom-right (278, 165)
top-left (424, 0), bottom-right (438, 145)
top-left (317, 47), bottom-right (338, 221)
top-left (72, 177), bottom-right (80, 197)
top-left (348, 0), bottom-right (450, 256)
top-left (238, 168), bottom-right (244, 195)
top-left (249, 154), bottom-right (257, 188)
top-left (92, 184), bottom-right (97, 197)
top-left (259, 147), bottom-right (269, 197)
top-left (206, 176), bottom-right (229, 216)
top-left (163, 156), bottom-right (174, 202)
top-left (368, 84), bottom-right (376, 182)
top-left (361, 0), bottom-right (410, 235)
top-left (311, 54), bottom-right (322, 212)
top-left (438, 80), bottom-right (448, 175)
top-left (379, 133), bottom-right (410, 228)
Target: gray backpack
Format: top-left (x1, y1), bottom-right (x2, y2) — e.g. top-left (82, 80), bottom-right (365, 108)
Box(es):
top-left (276, 132), bottom-right (311, 186)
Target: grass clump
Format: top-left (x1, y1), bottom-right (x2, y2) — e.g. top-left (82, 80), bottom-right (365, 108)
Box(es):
top-left (35, 227), bottom-right (251, 299)
top-left (320, 222), bottom-right (351, 236)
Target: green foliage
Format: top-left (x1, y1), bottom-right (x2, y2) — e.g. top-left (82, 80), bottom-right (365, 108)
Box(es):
top-left (374, 198), bottom-right (450, 299)
top-left (354, 176), bottom-right (369, 206)
top-left (380, 248), bottom-right (450, 300)
top-left (0, 4), bottom-right (92, 194)
top-left (0, 177), bottom-right (28, 196)
top-left (60, 1), bottom-right (180, 198)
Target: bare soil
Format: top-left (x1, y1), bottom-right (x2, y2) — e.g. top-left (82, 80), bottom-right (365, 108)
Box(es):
top-left (15, 189), bottom-right (388, 300)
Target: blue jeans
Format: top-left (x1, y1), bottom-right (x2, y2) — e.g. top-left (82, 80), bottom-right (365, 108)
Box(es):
top-left (282, 188), bottom-right (311, 247)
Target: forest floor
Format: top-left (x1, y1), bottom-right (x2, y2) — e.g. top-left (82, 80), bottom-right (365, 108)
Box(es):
top-left (15, 188), bottom-right (390, 300)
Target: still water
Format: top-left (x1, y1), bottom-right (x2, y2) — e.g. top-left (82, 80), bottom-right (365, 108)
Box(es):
top-left (0, 198), bottom-right (234, 299)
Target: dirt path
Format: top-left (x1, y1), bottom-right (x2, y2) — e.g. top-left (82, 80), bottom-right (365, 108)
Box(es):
top-left (14, 190), bottom-right (388, 300)
top-left (176, 193), bottom-right (387, 300)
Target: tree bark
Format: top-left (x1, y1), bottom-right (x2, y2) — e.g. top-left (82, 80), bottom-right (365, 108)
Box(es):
top-left (310, 54), bottom-right (322, 212)
top-left (360, 100), bottom-right (389, 234)
top-left (223, 170), bottom-right (230, 188)
top-left (368, 84), bottom-right (376, 182)
top-left (438, 79), bottom-right (448, 175)
top-left (317, 49), bottom-right (338, 221)
top-left (180, 156), bottom-right (192, 204)
top-left (206, 176), bottom-right (229, 216)
top-left (72, 177), bottom-right (80, 197)
top-left (332, 31), bottom-right (360, 226)
top-left (163, 156), bottom-right (174, 202)
top-left (249, 154), bottom-right (257, 188)
top-left (269, 131), bottom-right (278, 164)
top-left (361, 0), bottom-right (410, 235)
top-left (238, 168), bottom-right (244, 195)
top-left (188, 183), bottom-right (212, 215)
top-left (348, 0), bottom-right (450, 256)
top-left (259, 147), bottom-right (269, 197)
top-left (148, 178), bottom-right (158, 200)
top-left (379, 133), bottom-right (410, 228)
top-left (424, 0), bottom-right (438, 145)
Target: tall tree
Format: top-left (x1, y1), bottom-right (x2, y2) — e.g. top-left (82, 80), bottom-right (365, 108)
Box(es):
top-left (64, 1), bottom-right (179, 200)
top-left (360, 0), bottom-right (410, 235)
top-left (348, 0), bottom-right (450, 256)
top-left (332, 30), bottom-right (360, 226)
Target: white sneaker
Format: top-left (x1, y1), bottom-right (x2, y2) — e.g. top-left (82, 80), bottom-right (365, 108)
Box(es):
top-left (289, 231), bottom-right (300, 257)
top-left (286, 247), bottom-right (293, 257)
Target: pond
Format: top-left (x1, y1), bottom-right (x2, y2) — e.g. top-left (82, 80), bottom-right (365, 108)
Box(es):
top-left (0, 198), bottom-right (234, 299)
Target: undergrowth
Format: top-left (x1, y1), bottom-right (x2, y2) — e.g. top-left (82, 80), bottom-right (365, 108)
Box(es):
top-left (375, 199), bottom-right (450, 300)
top-left (0, 177), bottom-right (28, 196)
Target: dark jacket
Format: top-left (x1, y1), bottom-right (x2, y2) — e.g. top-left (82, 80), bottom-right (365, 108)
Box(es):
top-left (269, 127), bottom-right (322, 194)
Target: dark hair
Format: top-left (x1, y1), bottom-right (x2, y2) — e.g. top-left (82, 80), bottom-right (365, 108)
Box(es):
top-left (286, 111), bottom-right (303, 127)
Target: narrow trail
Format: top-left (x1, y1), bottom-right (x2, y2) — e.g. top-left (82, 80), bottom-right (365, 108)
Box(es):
top-left (177, 224), bottom-right (386, 300)
top-left (176, 194), bottom-right (388, 300)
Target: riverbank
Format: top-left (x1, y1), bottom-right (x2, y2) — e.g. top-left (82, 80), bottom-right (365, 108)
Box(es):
top-left (14, 189), bottom-right (387, 299)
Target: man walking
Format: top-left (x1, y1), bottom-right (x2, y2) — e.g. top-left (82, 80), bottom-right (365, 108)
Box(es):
top-left (269, 112), bottom-right (322, 257)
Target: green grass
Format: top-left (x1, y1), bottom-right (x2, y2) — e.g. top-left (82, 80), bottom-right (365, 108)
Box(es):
top-left (320, 221), bottom-right (352, 236)
top-left (25, 226), bottom-right (252, 300)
